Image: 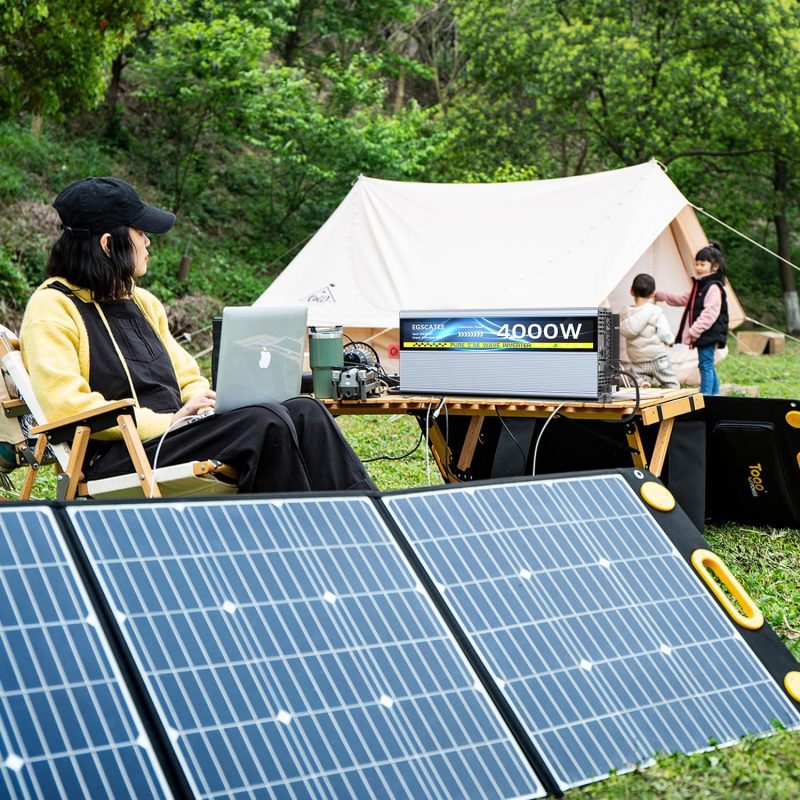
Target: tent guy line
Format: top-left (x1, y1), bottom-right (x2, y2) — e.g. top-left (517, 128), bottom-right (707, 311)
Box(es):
top-left (691, 202), bottom-right (800, 274)
top-left (744, 316), bottom-right (800, 344)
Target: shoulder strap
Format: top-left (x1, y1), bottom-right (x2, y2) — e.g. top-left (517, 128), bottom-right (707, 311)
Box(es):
top-left (47, 280), bottom-right (76, 297)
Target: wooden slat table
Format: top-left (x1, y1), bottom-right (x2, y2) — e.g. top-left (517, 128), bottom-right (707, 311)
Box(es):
top-left (325, 388), bottom-right (704, 482)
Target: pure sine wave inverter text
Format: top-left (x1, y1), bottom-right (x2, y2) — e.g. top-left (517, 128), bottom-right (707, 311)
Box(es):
top-left (399, 308), bottom-right (620, 401)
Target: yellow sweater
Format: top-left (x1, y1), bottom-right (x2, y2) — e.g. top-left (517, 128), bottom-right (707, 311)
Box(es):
top-left (20, 277), bottom-right (210, 441)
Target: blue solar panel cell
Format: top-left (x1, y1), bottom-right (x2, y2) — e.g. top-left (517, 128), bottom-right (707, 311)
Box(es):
top-left (383, 475), bottom-right (800, 790)
top-left (0, 507), bottom-right (171, 800)
top-left (68, 498), bottom-right (545, 800)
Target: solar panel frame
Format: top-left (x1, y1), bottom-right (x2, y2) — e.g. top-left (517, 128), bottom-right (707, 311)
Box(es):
top-left (381, 471), bottom-right (800, 790)
top-left (0, 504), bottom-right (174, 800)
top-left (66, 495), bottom-right (548, 800)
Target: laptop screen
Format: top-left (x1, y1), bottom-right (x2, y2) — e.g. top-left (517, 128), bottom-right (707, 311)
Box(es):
top-left (214, 306), bottom-right (308, 413)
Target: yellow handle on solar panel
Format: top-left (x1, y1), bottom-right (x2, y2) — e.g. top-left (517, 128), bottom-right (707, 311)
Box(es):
top-left (690, 549), bottom-right (765, 631)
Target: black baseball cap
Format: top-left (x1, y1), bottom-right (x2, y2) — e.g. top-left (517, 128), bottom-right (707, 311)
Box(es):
top-left (53, 176), bottom-right (176, 238)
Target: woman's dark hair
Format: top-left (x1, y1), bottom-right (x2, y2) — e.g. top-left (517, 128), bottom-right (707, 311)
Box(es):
top-left (695, 240), bottom-right (727, 280)
top-left (47, 226), bottom-right (137, 301)
top-left (631, 273), bottom-right (656, 298)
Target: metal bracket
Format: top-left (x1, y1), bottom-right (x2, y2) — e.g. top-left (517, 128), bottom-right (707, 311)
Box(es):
top-left (17, 445), bottom-right (40, 469)
top-left (55, 473), bottom-right (71, 501)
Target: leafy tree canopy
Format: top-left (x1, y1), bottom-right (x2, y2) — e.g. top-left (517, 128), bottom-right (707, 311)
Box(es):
top-left (0, 1), bottom-right (163, 119)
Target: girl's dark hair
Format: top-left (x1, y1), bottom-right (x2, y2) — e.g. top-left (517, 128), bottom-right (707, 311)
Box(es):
top-left (695, 240), bottom-right (727, 280)
top-left (47, 226), bottom-right (137, 301)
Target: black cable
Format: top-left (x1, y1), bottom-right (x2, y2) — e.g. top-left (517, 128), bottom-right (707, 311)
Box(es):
top-left (362, 428), bottom-right (424, 462)
top-left (494, 406), bottom-right (527, 472)
top-left (610, 367), bottom-right (641, 425)
top-left (376, 362), bottom-right (399, 386)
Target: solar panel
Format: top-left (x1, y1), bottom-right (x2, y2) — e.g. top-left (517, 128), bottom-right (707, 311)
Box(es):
top-left (382, 474), bottom-right (800, 790)
top-left (0, 506), bottom-right (171, 800)
top-left (66, 498), bottom-right (545, 800)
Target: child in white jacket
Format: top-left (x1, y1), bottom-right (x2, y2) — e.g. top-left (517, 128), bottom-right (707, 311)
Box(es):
top-left (619, 274), bottom-right (679, 389)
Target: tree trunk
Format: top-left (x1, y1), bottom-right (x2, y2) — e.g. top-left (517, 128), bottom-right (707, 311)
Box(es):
top-left (773, 156), bottom-right (800, 332)
top-left (393, 68), bottom-right (406, 113)
top-left (178, 253), bottom-right (191, 282)
top-left (107, 53), bottom-right (124, 112)
top-left (31, 113), bottom-right (42, 138)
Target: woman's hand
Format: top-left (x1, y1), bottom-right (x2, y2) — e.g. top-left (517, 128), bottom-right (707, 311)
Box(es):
top-left (171, 390), bottom-right (216, 424)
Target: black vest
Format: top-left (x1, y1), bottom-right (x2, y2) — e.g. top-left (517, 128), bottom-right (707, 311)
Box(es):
top-left (49, 282), bottom-right (182, 414)
top-left (677, 273), bottom-right (728, 348)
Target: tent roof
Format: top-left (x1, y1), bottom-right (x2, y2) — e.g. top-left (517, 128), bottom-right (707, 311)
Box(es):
top-left (256, 162), bottom-right (737, 327)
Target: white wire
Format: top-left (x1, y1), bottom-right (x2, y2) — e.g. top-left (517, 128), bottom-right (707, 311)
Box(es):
top-left (425, 400), bottom-right (433, 485)
top-left (148, 414), bottom-right (201, 498)
top-left (531, 402), bottom-right (566, 477)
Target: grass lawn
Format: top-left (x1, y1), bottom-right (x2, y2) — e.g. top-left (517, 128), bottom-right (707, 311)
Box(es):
top-left (2, 339), bottom-right (798, 798)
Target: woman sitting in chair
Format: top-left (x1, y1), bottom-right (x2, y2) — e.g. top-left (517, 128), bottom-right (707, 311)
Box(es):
top-left (20, 176), bottom-right (376, 494)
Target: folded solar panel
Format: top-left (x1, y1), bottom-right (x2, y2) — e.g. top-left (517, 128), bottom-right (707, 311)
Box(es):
top-left (0, 506), bottom-right (171, 800)
top-left (381, 471), bottom-right (800, 791)
top-left (3, 468), bottom-right (797, 798)
top-left (66, 498), bottom-right (546, 800)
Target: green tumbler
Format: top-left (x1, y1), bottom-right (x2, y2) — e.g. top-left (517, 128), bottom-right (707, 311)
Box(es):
top-left (308, 326), bottom-right (343, 398)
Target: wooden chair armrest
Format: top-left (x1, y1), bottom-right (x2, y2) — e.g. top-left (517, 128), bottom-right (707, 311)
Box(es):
top-left (1, 398), bottom-right (28, 418)
top-left (194, 461), bottom-right (239, 481)
top-left (30, 399), bottom-right (137, 444)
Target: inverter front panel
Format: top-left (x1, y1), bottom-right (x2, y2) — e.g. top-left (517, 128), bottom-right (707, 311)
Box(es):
top-left (399, 309), bottom-right (617, 400)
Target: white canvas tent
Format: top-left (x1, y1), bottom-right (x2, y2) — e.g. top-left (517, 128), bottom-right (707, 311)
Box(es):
top-left (255, 161), bottom-right (744, 382)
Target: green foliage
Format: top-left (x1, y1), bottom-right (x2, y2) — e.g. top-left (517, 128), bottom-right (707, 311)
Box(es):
top-left (142, 241), bottom-right (268, 307)
top-left (131, 13), bottom-right (273, 213)
top-left (118, 1), bottom-right (446, 281)
top-left (0, 118), bottom-right (117, 308)
top-left (460, 162), bottom-right (540, 184)
top-left (0, 249), bottom-right (31, 307)
top-left (0, 1), bottom-right (161, 120)
top-left (269, 0), bottom-right (425, 66)
top-left (444, 0), bottom-right (779, 172)
top-left (0, 118), bottom-right (114, 201)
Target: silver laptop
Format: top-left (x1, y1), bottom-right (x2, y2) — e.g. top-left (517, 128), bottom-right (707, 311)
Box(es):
top-left (215, 306), bottom-right (308, 413)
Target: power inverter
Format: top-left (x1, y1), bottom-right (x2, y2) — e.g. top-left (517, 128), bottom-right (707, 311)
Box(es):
top-left (399, 308), bottom-right (620, 401)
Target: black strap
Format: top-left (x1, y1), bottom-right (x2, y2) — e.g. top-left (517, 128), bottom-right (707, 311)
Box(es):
top-left (48, 280), bottom-right (77, 297)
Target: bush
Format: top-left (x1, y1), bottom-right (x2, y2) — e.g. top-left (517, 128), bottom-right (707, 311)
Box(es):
top-left (0, 251), bottom-right (32, 313)
top-left (0, 118), bottom-right (114, 203)
top-left (0, 200), bottom-right (59, 291)
top-left (164, 293), bottom-right (224, 354)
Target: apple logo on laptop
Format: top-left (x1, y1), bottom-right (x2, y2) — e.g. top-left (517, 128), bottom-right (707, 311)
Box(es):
top-left (259, 346), bottom-right (271, 369)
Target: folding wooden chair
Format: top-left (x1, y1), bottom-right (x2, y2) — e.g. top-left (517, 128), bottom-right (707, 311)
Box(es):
top-left (0, 328), bottom-right (238, 500)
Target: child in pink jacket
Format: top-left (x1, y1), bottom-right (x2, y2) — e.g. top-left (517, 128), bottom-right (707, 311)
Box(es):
top-left (656, 242), bottom-right (728, 395)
